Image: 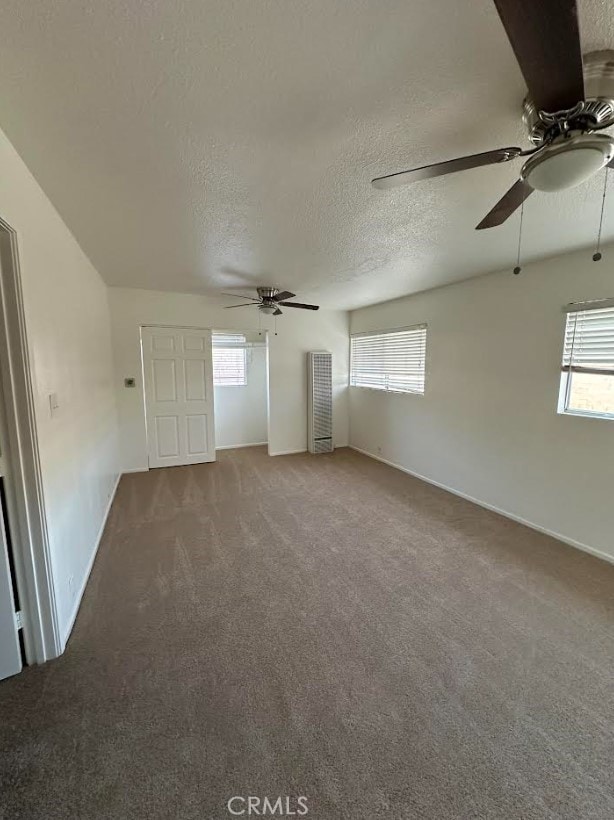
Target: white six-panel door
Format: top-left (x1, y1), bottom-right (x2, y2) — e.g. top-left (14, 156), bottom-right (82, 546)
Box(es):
top-left (142, 327), bottom-right (216, 468)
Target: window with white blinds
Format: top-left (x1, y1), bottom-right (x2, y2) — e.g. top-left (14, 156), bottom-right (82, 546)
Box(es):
top-left (559, 300), bottom-right (614, 418)
top-left (212, 332), bottom-right (247, 386)
top-left (350, 325), bottom-right (427, 394)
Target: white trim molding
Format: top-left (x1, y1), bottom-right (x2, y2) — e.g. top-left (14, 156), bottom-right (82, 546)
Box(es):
top-left (216, 442), bottom-right (268, 450)
top-left (268, 448), bottom-right (307, 457)
top-left (350, 445), bottom-right (614, 567)
top-left (61, 472), bottom-right (121, 649)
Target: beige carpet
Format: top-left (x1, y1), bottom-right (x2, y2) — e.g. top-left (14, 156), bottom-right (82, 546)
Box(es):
top-left (1, 446), bottom-right (614, 819)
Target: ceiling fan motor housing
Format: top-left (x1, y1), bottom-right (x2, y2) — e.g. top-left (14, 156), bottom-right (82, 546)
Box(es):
top-left (256, 286), bottom-right (279, 301)
top-left (523, 51), bottom-right (614, 145)
top-left (257, 286), bottom-right (281, 314)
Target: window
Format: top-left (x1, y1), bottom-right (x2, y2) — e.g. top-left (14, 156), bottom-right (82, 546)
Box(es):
top-left (559, 300), bottom-right (614, 419)
top-left (212, 332), bottom-right (247, 386)
top-left (350, 325), bottom-right (427, 394)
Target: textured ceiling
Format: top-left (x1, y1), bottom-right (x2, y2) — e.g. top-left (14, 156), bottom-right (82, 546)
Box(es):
top-left (0, 0), bottom-right (613, 309)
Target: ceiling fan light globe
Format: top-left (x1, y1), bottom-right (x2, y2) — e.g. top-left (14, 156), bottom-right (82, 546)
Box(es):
top-left (259, 305), bottom-right (276, 315)
top-left (521, 135), bottom-right (614, 192)
top-left (526, 149), bottom-right (607, 192)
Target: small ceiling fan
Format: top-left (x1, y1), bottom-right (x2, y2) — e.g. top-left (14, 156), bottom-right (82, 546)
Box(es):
top-left (222, 287), bottom-right (319, 315)
top-left (372, 0), bottom-right (614, 229)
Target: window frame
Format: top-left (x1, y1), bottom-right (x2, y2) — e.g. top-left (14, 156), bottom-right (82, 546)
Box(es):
top-left (349, 324), bottom-right (427, 396)
top-left (212, 332), bottom-right (248, 387)
top-left (557, 300), bottom-right (614, 421)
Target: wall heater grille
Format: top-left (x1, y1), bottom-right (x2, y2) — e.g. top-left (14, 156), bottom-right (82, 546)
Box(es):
top-left (307, 352), bottom-right (333, 454)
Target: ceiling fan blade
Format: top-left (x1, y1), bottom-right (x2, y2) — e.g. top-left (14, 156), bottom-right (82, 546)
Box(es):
top-left (273, 290), bottom-right (295, 302)
top-left (221, 292), bottom-right (260, 302)
top-left (224, 303), bottom-right (257, 308)
top-left (493, 0), bottom-right (584, 112)
top-left (475, 179), bottom-right (534, 230)
top-left (372, 147), bottom-right (523, 190)
top-left (273, 308), bottom-right (283, 316)
top-left (278, 301), bottom-right (319, 310)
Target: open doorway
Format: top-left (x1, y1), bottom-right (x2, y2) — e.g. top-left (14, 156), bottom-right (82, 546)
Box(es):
top-left (212, 330), bottom-right (269, 450)
top-left (0, 218), bottom-right (60, 673)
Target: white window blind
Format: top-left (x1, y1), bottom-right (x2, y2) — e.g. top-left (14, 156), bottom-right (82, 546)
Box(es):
top-left (350, 325), bottom-right (427, 394)
top-left (212, 332), bottom-right (247, 386)
top-left (560, 300), bottom-right (614, 417)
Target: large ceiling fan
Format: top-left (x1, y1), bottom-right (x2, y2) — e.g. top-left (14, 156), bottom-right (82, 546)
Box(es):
top-left (222, 287), bottom-right (319, 315)
top-left (372, 0), bottom-right (614, 229)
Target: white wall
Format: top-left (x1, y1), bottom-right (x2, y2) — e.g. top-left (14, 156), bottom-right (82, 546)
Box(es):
top-left (109, 287), bottom-right (349, 470)
top-left (350, 248), bottom-right (614, 562)
top-left (214, 335), bottom-right (268, 448)
top-left (0, 126), bottom-right (119, 647)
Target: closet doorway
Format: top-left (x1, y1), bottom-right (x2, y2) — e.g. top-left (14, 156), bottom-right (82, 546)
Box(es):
top-left (212, 330), bottom-right (269, 450)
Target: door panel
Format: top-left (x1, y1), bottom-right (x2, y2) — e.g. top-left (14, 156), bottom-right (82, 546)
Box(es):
top-left (152, 333), bottom-right (176, 352)
top-left (186, 414), bottom-right (208, 454)
top-left (142, 327), bottom-right (216, 467)
top-left (183, 335), bottom-right (205, 352)
top-left (185, 359), bottom-right (206, 401)
top-left (152, 359), bottom-right (177, 402)
top-left (154, 416), bottom-right (180, 458)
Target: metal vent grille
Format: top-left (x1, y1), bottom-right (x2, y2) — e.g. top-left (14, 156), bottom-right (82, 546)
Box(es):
top-left (307, 352), bottom-right (333, 454)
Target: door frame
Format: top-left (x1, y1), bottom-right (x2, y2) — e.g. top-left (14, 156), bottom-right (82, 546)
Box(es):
top-left (0, 218), bottom-right (61, 665)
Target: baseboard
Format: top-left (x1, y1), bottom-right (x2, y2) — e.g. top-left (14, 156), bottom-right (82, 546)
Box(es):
top-left (216, 442), bottom-right (268, 450)
top-left (349, 445), bottom-right (614, 566)
top-left (122, 467), bottom-right (149, 474)
top-left (268, 448), bottom-right (307, 457)
top-left (61, 472), bottom-right (121, 649)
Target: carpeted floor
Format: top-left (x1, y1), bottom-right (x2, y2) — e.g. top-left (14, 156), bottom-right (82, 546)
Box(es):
top-left (1, 446), bottom-right (614, 819)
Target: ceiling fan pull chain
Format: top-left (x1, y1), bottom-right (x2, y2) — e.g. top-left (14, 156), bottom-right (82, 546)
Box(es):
top-left (593, 166), bottom-right (609, 262)
top-left (513, 199), bottom-right (524, 275)
top-left (274, 313), bottom-right (278, 336)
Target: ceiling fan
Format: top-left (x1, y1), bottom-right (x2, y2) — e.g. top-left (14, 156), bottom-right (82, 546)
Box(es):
top-left (222, 287), bottom-right (319, 315)
top-left (372, 0), bottom-right (614, 229)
